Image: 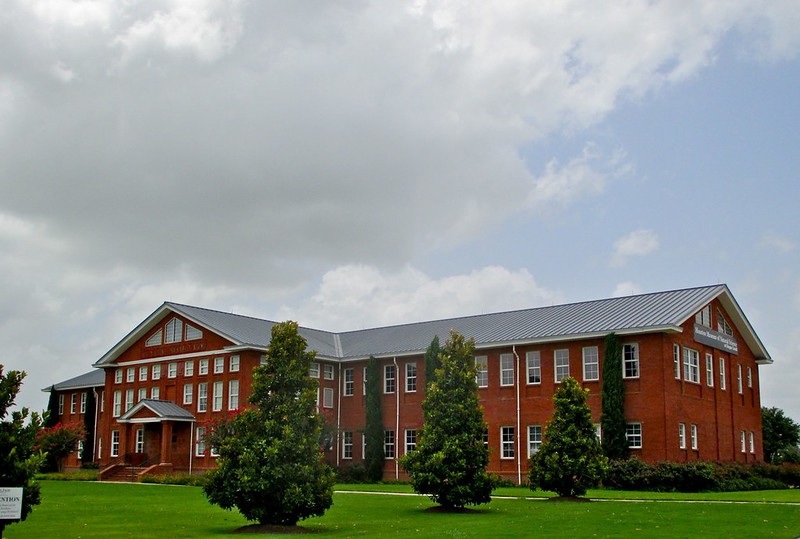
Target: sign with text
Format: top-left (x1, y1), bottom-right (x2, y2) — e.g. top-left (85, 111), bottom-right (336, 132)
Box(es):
top-left (0, 488), bottom-right (22, 520)
top-left (694, 324), bottom-right (739, 355)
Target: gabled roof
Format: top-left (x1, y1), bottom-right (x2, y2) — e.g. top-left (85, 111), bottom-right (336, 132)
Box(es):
top-left (42, 369), bottom-right (105, 392)
top-left (92, 284), bottom-right (772, 367)
top-left (117, 399), bottom-right (196, 423)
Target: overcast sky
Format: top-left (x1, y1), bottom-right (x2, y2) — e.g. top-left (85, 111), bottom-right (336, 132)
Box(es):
top-left (2, 1), bottom-right (799, 423)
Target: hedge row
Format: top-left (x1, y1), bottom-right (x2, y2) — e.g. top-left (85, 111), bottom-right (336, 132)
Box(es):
top-left (604, 457), bottom-right (800, 492)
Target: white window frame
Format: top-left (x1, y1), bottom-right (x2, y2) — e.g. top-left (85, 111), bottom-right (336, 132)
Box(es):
top-left (112, 390), bottom-right (121, 417)
top-left (198, 359), bottom-right (208, 376)
top-left (115, 368), bottom-right (123, 384)
top-left (747, 366), bottom-right (752, 388)
top-left (384, 364), bottom-right (396, 394)
top-left (501, 426), bottom-right (515, 459)
top-left (626, 422), bottom-right (642, 449)
top-left (362, 367), bottom-right (368, 396)
top-left (705, 353), bottom-right (714, 387)
top-left (720, 357), bottom-right (727, 390)
top-left (526, 351), bottom-right (541, 384)
top-left (323, 364), bottom-right (335, 380)
top-left (623, 343), bottom-right (640, 379)
top-left (150, 386), bottom-right (160, 400)
top-left (135, 428), bottom-right (144, 453)
top-left (683, 348), bottom-right (700, 384)
top-left (384, 430), bottom-right (395, 459)
top-left (696, 305), bottom-right (711, 327)
top-left (500, 353), bottom-right (514, 386)
top-left (184, 360), bottom-right (194, 377)
top-left (198, 382), bottom-right (208, 413)
top-left (475, 356), bottom-right (488, 388)
top-left (228, 380), bottom-right (239, 410)
top-left (342, 431), bottom-right (353, 459)
top-left (405, 362), bottom-right (417, 393)
top-left (229, 355), bottom-right (240, 373)
top-left (71, 393), bottom-right (77, 414)
top-left (323, 387), bottom-right (334, 408)
top-left (183, 384), bottom-right (193, 405)
top-left (582, 346), bottom-right (599, 381)
top-left (309, 362), bottom-right (320, 378)
top-left (673, 344), bottom-right (681, 379)
top-left (80, 392), bottom-right (87, 414)
top-left (139, 366), bottom-right (148, 382)
top-left (679, 423), bottom-right (686, 449)
top-left (737, 364), bottom-right (743, 394)
top-left (740, 431), bottom-right (746, 453)
top-left (343, 368), bottom-right (354, 396)
top-left (168, 362), bottom-right (178, 378)
top-left (554, 349), bottom-right (569, 382)
top-left (749, 432), bottom-right (755, 454)
top-left (125, 389), bottom-right (134, 412)
top-left (58, 394), bottom-right (64, 415)
top-left (196, 426), bottom-right (206, 456)
top-left (138, 387), bottom-right (147, 402)
top-left (212, 381), bottom-right (223, 412)
top-left (152, 364), bottom-right (161, 380)
top-left (690, 424), bottom-right (698, 450)
top-left (405, 429), bottom-right (417, 454)
top-left (111, 430), bottom-right (120, 457)
top-left (214, 357), bottom-right (224, 374)
top-left (165, 318), bottom-right (183, 344)
top-left (527, 425), bottom-right (542, 457)
top-left (127, 368), bottom-right (135, 383)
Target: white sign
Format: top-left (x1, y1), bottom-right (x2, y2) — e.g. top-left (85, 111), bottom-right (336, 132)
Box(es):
top-left (0, 488), bottom-right (23, 520)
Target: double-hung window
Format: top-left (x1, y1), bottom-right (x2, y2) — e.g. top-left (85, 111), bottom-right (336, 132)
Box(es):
top-left (183, 384), bottom-right (193, 405)
top-left (343, 432), bottom-right (353, 459)
top-left (229, 355), bottom-right (240, 372)
top-left (405, 363), bottom-right (417, 392)
top-left (384, 364), bottom-right (395, 393)
top-left (324, 364), bottom-right (335, 380)
top-left (197, 383), bottom-right (208, 412)
top-left (212, 381), bottom-right (223, 412)
top-left (111, 430), bottom-right (120, 457)
top-left (405, 429), bottom-right (417, 454)
top-left (690, 424), bottom-right (698, 450)
top-left (152, 364), bottom-right (161, 380)
top-left (197, 427), bottom-right (206, 456)
top-left (343, 368), bottom-right (354, 396)
top-left (705, 354), bottom-right (714, 387)
top-left (168, 362), bottom-right (178, 378)
top-left (125, 389), bottom-right (134, 412)
top-left (127, 368), bottom-right (135, 383)
top-left (501, 426), bottom-right (515, 459)
top-left (737, 364), bottom-right (743, 394)
top-left (115, 368), bottom-right (123, 384)
top-left (214, 357), bottom-right (224, 374)
top-left (683, 348), bottom-right (700, 383)
top-left (384, 430), bottom-right (395, 459)
top-left (112, 391), bottom-right (122, 417)
top-left (719, 358), bottom-right (727, 390)
top-left (198, 359), bottom-right (208, 376)
top-left (139, 366), bottom-right (148, 382)
top-left (679, 423), bottom-right (686, 449)
top-left (500, 353), bottom-right (514, 386)
top-left (80, 392), bottom-right (87, 414)
top-left (527, 425), bottom-right (542, 457)
top-left (526, 351), bottom-right (541, 384)
top-left (323, 387), bottom-right (334, 408)
top-left (673, 344), bottom-right (681, 379)
top-left (309, 362), bottom-right (320, 378)
top-left (554, 349), bottom-right (569, 382)
top-left (184, 361), bottom-right (194, 377)
top-left (475, 356), bottom-right (488, 388)
top-left (626, 422), bottom-right (642, 449)
top-left (582, 346), bottom-right (599, 381)
top-left (228, 380), bottom-right (239, 410)
top-left (623, 343), bottom-right (639, 378)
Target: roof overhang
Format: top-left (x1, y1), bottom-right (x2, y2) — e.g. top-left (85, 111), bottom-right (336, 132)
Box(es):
top-left (117, 399), bottom-right (196, 423)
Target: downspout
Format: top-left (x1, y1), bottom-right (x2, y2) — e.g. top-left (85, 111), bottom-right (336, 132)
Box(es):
top-left (393, 357), bottom-right (400, 480)
top-left (92, 387), bottom-right (99, 465)
top-left (513, 346), bottom-right (522, 486)
top-left (336, 362), bottom-right (342, 467)
top-left (189, 423), bottom-right (194, 475)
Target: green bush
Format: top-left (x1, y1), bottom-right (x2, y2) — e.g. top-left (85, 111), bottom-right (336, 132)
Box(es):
top-left (140, 473), bottom-right (207, 487)
top-left (336, 462), bottom-right (370, 483)
top-left (36, 470), bottom-right (98, 481)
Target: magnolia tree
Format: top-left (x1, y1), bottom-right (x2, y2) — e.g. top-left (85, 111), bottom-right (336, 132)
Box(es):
top-left (529, 376), bottom-right (608, 498)
top-left (400, 330), bottom-right (493, 509)
top-left (203, 321), bottom-right (335, 527)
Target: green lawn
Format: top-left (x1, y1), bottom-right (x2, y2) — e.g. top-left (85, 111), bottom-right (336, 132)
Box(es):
top-left (5, 481), bottom-right (800, 538)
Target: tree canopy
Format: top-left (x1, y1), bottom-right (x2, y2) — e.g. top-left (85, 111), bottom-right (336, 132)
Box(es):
top-left (400, 329), bottom-right (492, 509)
top-left (203, 321), bottom-right (335, 526)
top-left (762, 406), bottom-right (800, 464)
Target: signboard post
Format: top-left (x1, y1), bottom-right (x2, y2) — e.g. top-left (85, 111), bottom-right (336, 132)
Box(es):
top-left (0, 487), bottom-right (23, 521)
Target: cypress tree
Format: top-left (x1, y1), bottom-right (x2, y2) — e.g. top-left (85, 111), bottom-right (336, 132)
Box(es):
top-left (423, 335), bottom-right (441, 389)
top-left (600, 333), bottom-right (628, 460)
top-left (45, 386), bottom-right (59, 428)
top-left (82, 390), bottom-right (96, 464)
top-left (363, 355), bottom-right (385, 481)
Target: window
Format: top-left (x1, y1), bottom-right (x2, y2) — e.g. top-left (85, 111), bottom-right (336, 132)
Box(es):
top-left (97, 438), bottom-right (102, 459)
top-left (528, 425), bottom-right (542, 457)
top-left (483, 428), bottom-right (489, 449)
top-left (673, 344), bottom-right (681, 379)
top-left (737, 364), bottom-right (743, 394)
top-left (720, 358), bottom-right (727, 390)
top-left (212, 381), bottom-right (223, 412)
top-left (214, 357), bottom-right (224, 374)
top-left (717, 310), bottom-right (733, 336)
top-left (740, 431), bottom-right (746, 453)
top-left (405, 362), bottom-right (417, 392)
top-left (229, 355), bottom-right (240, 372)
top-left (183, 384), bottom-right (193, 405)
top-left (125, 389), bottom-right (134, 412)
top-left (168, 362), bottom-right (178, 378)
top-left (138, 388), bottom-right (146, 402)
top-left (384, 364), bottom-right (396, 393)
top-left (324, 364), bottom-right (335, 380)
top-left (151, 386), bottom-right (160, 400)
top-left (623, 343), bottom-right (639, 378)
top-left (384, 430), bottom-right (395, 459)
top-left (58, 394), bottom-right (64, 415)
top-left (343, 368), bottom-right (354, 396)
top-left (343, 431), bottom-right (353, 459)
top-left (501, 426), bottom-right (515, 459)
top-left (500, 353), bottom-right (514, 386)
top-left (184, 361), bottom-right (194, 377)
top-left (145, 329), bottom-right (162, 347)
top-left (127, 368), bottom-right (135, 383)
top-left (309, 362), bottom-right (320, 378)
top-left (683, 348), bottom-right (700, 383)
top-left (595, 424), bottom-right (602, 443)
top-left (691, 424), bottom-right (698, 450)
top-left (198, 359), bottom-right (208, 376)
top-left (747, 366), bottom-right (752, 388)
top-left (695, 305), bottom-right (711, 327)
top-left (111, 430), bottom-right (120, 457)
top-left (228, 380), bottom-right (239, 410)
top-left (749, 432), bottom-right (755, 454)
top-left (323, 387), bottom-right (334, 408)
top-left (554, 349), bottom-right (569, 382)
top-left (405, 429), bottom-right (417, 454)
top-left (197, 426), bottom-right (206, 456)
top-left (706, 354), bottom-right (714, 387)
top-left (135, 428), bottom-right (144, 453)
top-left (475, 356), bottom-right (488, 388)
top-left (626, 423), bottom-right (642, 449)
top-left (152, 364), bottom-right (161, 380)
top-left (526, 351), bottom-right (541, 384)
top-left (77, 440), bottom-right (84, 460)
top-left (198, 383), bottom-right (208, 412)
top-left (112, 391), bottom-right (121, 417)
top-left (139, 366), bottom-right (148, 382)
top-left (80, 392), bottom-right (87, 414)
top-left (260, 355), bottom-right (268, 366)
top-left (582, 346), bottom-right (599, 381)
top-left (70, 393), bottom-right (77, 414)
top-left (679, 423), bottom-right (686, 449)
top-left (362, 367), bottom-right (368, 396)
top-left (185, 324), bottom-right (202, 340)
top-left (115, 368), bottom-right (123, 384)
top-left (100, 390), bottom-right (104, 412)
top-left (165, 318), bottom-right (183, 344)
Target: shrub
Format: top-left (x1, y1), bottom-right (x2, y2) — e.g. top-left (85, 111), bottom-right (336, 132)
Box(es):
top-left (141, 473), bottom-right (207, 487)
top-left (336, 462), bottom-right (370, 483)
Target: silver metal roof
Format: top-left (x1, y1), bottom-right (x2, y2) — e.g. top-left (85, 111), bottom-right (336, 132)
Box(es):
top-left (118, 399), bottom-right (196, 422)
top-left (43, 369), bottom-right (105, 392)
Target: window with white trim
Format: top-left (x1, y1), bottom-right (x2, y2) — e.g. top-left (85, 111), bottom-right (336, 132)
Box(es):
top-left (112, 390), bottom-right (121, 417)
top-left (384, 430), bottom-right (395, 459)
top-left (595, 423), bottom-right (602, 443)
top-left (343, 368), bottom-right (354, 396)
top-left (150, 386), bottom-right (159, 400)
top-left (737, 364), bottom-right (743, 394)
top-left (139, 366), bottom-right (148, 382)
top-left (138, 388), bottom-right (146, 402)
top-left (165, 318), bottom-right (183, 344)
top-left (135, 428), bottom-right (144, 453)
top-left (695, 305), bottom-right (711, 327)
top-left (501, 426), bottom-right (515, 459)
top-left (196, 426), bottom-right (206, 456)
top-left (582, 346), bottom-right (599, 381)
top-left (125, 389), bottom-right (134, 412)
top-left (100, 390), bottom-right (104, 412)
top-left (309, 362), bottom-right (320, 378)
top-left (324, 364), bottom-right (335, 380)
top-left (623, 343), bottom-right (639, 379)
top-left (77, 439), bottom-right (84, 460)
top-left (115, 368), bottom-right (123, 384)
top-left (690, 424), bottom-right (698, 450)
top-left (747, 367), bottom-right (752, 388)
top-left (343, 431), bottom-right (353, 459)
top-left (705, 354), bottom-right (714, 387)
top-left (145, 329), bottom-right (162, 347)
top-left (214, 357), bottom-right (224, 374)
top-left (673, 344), bottom-right (681, 379)
top-left (71, 393), bottom-right (77, 414)
top-left (749, 432), bottom-right (755, 454)
top-left (500, 353), bottom-right (514, 386)
top-left (528, 425), bottom-right (542, 457)
top-left (679, 423), bottom-right (686, 449)
top-left (717, 310), bottom-right (733, 336)
top-left (183, 384), bottom-right (193, 405)
top-left (740, 431), bottom-right (746, 453)
top-left (97, 437), bottom-right (102, 459)
top-left (152, 364), bottom-right (161, 380)
top-left (168, 362), bottom-right (177, 378)
top-left (554, 349), bottom-right (569, 382)
top-left (198, 382), bottom-right (208, 413)
top-left (212, 381), bottom-right (223, 412)
top-left (362, 367), bottom-right (368, 396)
top-left (184, 360), bottom-right (194, 377)
top-left (198, 359), bottom-right (208, 376)
top-left (405, 429), bottom-right (417, 454)
top-left (626, 422), bottom-right (642, 449)
top-left (526, 351), bottom-right (541, 384)
top-left (58, 394), bottom-right (64, 415)
top-left (323, 387), bottom-right (334, 408)
top-left (475, 356), bottom-right (488, 388)
top-left (80, 392), bottom-right (87, 414)
top-left (127, 368), bottom-right (135, 383)
top-left (111, 430), bottom-right (120, 457)
top-left (228, 380), bottom-right (239, 410)
top-left (683, 348), bottom-right (700, 383)
top-left (185, 324), bottom-right (202, 341)
top-left (229, 356), bottom-right (240, 372)
top-left (719, 358), bottom-right (727, 390)
top-left (405, 362), bottom-right (417, 392)
top-left (384, 364), bottom-right (396, 394)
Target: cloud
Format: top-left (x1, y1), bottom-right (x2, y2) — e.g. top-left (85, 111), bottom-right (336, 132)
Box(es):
top-left (610, 229), bottom-right (660, 267)
top-left (760, 233), bottom-right (796, 254)
top-left (612, 281), bottom-right (644, 298)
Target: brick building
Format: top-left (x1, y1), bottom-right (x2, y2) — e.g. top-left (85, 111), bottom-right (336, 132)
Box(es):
top-left (45, 284), bottom-right (771, 483)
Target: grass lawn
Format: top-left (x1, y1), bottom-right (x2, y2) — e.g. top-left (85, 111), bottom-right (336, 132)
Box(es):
top-left (4, 481), bottom-right (800, 538)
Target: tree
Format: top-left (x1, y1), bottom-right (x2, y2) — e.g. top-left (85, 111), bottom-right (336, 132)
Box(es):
top-left (762, 406), bottom-right (800, 464)
top-left (600, 333), bottom-right (628, 460)
top-left (35, 422), bottom-right (85, 473)
top-left (81, 389), bottom-right (96, 464)
top-left (400, 329), bottom-right (492, 509)
top-left (424, 335), bottom-right (441, 389)
top-left (203, 321), bottom-right (335, 527)
top-left (0, 366), bottom-right (45, 538)
top-left (44, 386), bottom-right (59, 428)
top-left (363, 355), bottom-right (385, 482)
top-left (529, 376), bottom-right (608, 498)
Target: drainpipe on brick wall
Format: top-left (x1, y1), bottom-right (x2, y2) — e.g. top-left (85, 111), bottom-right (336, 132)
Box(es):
top-left (336, 362), bottom-right (342, 467)
top-left (189, 424), bottom-right (194, 475)
top-left (513, 345), bottom-right (522, 486)
top-left (393, 357), bottom-right (400, 480)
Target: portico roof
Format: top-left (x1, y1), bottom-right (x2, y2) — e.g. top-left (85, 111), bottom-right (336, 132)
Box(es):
top-left (117, 399), bottom-right (196, 423)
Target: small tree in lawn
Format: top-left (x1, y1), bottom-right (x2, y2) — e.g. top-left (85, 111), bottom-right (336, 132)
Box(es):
top-left (0, 366), bottom-right (45, 538)
top-left (203, 321), bottom-right (335, 527)
top-left (601, 333), bottom-right (628, 460)
top-left (529, 376), bottom-right (608, 498)
top-left (363, 355), bottom-right (385, 482)
top-left (400, 329), bottom-right (492, 509)
top-left (35, 422), bottom-right (85, 473)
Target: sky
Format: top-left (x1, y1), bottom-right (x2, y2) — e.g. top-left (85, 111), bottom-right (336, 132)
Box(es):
top-left (1, 1), bottom-right (799, 423)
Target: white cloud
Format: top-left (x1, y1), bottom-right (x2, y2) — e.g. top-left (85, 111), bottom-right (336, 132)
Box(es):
top-left (760, 233), bottom-right (796, 254)
top-left (610, 229), bottom-right (660, 267)
top-left (612, 281), bottom-right (643, 298)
